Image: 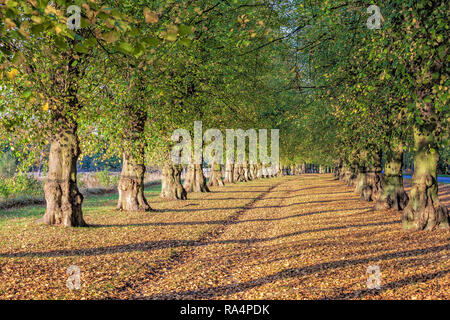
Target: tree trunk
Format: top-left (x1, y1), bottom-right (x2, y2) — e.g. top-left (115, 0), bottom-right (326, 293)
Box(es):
top-left (243, 162), bottom-right (251, 181)
top-left (362, 151), bottom-right (383, 202)
top-left (345, 164), bottom-right (357, 187)
top-left (256, 163), bottom-right (262, 179)
top-left (249, 163), bottom-right (257, 180)
top-left (402, 130), bottom-right (449, 230)
top-left (117, 151), bottom-right (151, 211)
top-left (354, 165), bottom-right (368, 196)
top-left (40, 125), bottom-right (86, 227)
top-left (233, 163), bottom-right (246, 182)
top-left (338, 163), bottom-right (347, 181)
top-left (208, 161), bottom-right (225, 187)
top-left (276, 165), bottom-right (283, 177)
top-left (375, 146), bottom-right (408, 210)
top-left (224, 162), bottom-right (234, 183)
top-left (261, 166), bottom-right (268, 178)
top-left (184, 163), bottom-right (210, 192)
top-left (160, 163), bottom-right (187, 199)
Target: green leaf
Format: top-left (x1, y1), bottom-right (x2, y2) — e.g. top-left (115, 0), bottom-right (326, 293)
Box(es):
top-left (178, 24), bottom-right (194, 36)
top-left (54, 37), bottom-right (68, 50)
top-left (21, 90), bottom-right (32, 99)
top-left (116, 42), bottom-right (133, 54)
top-left (143, 36), bottom-right (160, 47)
top-left (102, 31), bottom-right (120, 43)
top-left (74, 43), bottom-right (89, 54)
top-left (179, 38), bottom-right (191, 47)
top-left (31, 24), bottom-right (45, 35)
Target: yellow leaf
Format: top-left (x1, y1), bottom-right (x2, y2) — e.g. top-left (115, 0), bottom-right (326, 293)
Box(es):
top-left (19, 21), bottom-right (30, 38)
top-left (143, 8), bottom-right (158, 24)
top-left (5, 18), bottom-right (16, 30)
top-left (42, 103), bottom-right (49, 111)
top-left (7, 68), bottom-right (19, 80)
top-left (55, 24), bottom-right (63, 34)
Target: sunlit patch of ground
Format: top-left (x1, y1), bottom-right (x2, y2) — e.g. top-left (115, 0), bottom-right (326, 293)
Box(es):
top-left (0, 175), bottom-right (448, 299)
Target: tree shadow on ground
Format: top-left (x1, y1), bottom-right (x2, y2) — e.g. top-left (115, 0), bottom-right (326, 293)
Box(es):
top-left (157, 200), bottom-right (364, 213)
top-left (323, 269), bottom-right (450, 300)
top-left (0, 219), bottom-right (400, 258)
top-left (90, 207), bottom-right (368, 228)
top-left (138, 244), bottom-right (450, 299)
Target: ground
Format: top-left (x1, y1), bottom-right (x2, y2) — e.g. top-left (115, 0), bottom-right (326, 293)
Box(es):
top-left (0, 174), bottom-right (448, 299)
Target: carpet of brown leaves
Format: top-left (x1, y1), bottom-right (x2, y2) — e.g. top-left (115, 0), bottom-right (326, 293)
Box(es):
top-left (0, 174), bottom-right (449, 300)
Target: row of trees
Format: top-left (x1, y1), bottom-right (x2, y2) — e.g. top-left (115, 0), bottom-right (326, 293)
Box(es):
top-left (277, 0), bottom-right (449, 231)
top-left (1, 1), bottom-right (448, 231)
top-left (1, 1), bottom-right (290, 226)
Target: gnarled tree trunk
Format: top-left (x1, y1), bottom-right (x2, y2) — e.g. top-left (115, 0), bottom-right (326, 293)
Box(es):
top-left (362, 151), bottom-right (383, 202)
top-left (40, 124), bottom-right (86, 227)
top-left (276, 165), bottom-right (283, 177)
top-left (233, 163), bottom-right (246, 182)
top-left (208, 161), bottom-right (225, 187)
top-left (243, 162), bottom-right (251, 181)
top-left (256, 163), bottom-right (262, 179)
top-left (249, 163), bottom-right (257, 180)
top-left (375, 145), bottom-right (408, 210)
top-left (346, 164), bottom-right (358, 187)
top-left (160, 163), bottom-right (187, 199)
top-left (224, 161), bottom-right (234, 183)
top-left (117, 151), bottom-right (151, 211)
top-left (402, 130), bottom-right (449, 230)
top-left (354, 165), bottom-right (368, 196)
top-left (184, 163), bottom-right (210, 192)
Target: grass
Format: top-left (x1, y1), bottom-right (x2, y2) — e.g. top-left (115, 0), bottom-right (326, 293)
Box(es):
top-left (0, 183), bottom-right (162, 226)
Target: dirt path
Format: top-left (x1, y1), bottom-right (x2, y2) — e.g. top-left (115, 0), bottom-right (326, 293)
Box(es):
top-left (130, 175), bottom-right (450, 300)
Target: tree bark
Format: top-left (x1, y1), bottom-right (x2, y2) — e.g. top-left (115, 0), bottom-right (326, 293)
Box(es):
top-left (345, 164), bottom-right (357, 187)
top-left (354, 165), bottom-right (368, 196)
top-left (261, 165), bottom-right (268, 178)
top-left (224, 161), bottom-right (234, 183)
top-left (184, 163), bottom-right (210, 192)
top-left (362, 151), bottom-right (383, 202)
top-left (233, 163), bottom-right (246, 182)
top-left (249, 163), bottom-right (257, 180)
top-left (117, 151), bottom-right (151, 211)
top-left (243, 162), bottom-right (251, 181)
top-left (375, 145), bottom-right (408, 210)
top-left (256, 163), bottom-right (262, 179)
top-left (208, 161), bottom-right (225, 187)
top-left (402, 130), bottom-right (449, 230)
top-left (160, 163), bottom-right (187, 199)
top-left (276, 165), bottom-right (283, 177)
top-left (40, 125), bottom-right (86, 227)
